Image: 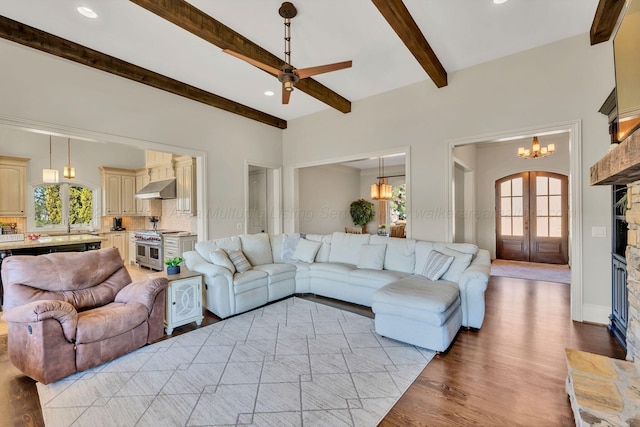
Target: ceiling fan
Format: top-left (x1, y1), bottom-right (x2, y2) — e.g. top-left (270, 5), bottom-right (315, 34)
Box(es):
top-left (223, 2), bottom-right (352, 105)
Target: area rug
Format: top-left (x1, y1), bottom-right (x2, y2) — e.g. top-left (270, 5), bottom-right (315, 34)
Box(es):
top-left (491, 259), bottom-right (571, 284)
top-left (37, 297), bottom-right (434, 427)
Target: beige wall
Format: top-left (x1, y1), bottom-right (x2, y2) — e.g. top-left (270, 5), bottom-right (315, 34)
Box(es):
top-left (283, 34), bottom-right (614, 323)
top-left (0, 39), bottom-right (283, 239)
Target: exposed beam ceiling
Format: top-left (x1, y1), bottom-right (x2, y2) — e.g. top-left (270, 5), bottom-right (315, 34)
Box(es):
top-left (372, 0), bottom-right (447, 88)
top-left (129, 0), bottom-right (351, 114)
top-left (590, 0), bottom-right (626, 45)
top-left (0, 15), bottom-right (287, 129)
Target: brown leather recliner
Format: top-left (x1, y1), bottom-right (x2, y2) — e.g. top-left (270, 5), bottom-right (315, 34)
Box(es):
top-left (1, 247), bottom-right (168, 384)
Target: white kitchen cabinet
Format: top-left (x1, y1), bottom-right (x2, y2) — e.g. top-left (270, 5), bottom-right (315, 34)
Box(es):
top-left (128, 232), bottom-right (136, 264)
top-left (99, 232), bottom-right (127, 262)
top-left (99, 167), bottom-right (136, 216)
top-left (175, 156), bottom-right (196, 216)
top-left (0, 156), bottom-right (29, 217)
top-left (163, 270), bottom-right (203, 335)
top-left (163, 234), bottom-right (196, 262)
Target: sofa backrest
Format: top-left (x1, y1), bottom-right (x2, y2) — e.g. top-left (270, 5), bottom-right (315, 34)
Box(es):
top-left (328, 232), bottom-right (370, 265)
top-left (195, 235), bottom-right (241, 263)
top-left (239, 233), bottom-right (273, 266)
top-left (304, 234), bottom-right (332, 262)
top-left (369, 236), bottom-right (416, 274)
top-left (415, 241), bottom-right (478, 282)
top-left (1, 247), bottom-right (131, 312)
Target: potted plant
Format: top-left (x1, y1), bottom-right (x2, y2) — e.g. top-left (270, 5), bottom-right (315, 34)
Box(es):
top-left (350, 199), bottom-right (375, 233)
top-left (378, 224), bottom-right (388, 236)
top-left (165, 256), bottom-right (184, 275)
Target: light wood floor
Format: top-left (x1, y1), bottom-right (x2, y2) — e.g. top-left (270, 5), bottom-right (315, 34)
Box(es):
top-left (0, 274), bottom-right (624, 426)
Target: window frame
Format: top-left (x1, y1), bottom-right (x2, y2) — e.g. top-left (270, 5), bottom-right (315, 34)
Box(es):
top-left (27, 180), bottom-right (100, 232)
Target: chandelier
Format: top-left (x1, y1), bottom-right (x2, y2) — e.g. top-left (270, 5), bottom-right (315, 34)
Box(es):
top-left (517, 136), bottom-right (555, 159)
top-left (371, 158), bottom-right (392, 201)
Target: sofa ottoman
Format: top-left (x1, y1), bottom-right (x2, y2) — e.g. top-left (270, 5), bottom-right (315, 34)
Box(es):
top-left (372, 276), bottom-right (462, 352)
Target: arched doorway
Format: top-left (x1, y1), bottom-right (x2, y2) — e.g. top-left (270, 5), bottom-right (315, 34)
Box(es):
top-left (495, 171), bottom-right (568, 264)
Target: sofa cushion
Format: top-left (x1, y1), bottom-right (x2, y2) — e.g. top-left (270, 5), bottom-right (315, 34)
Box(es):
top-left (370, 236), bottom-right (416, 274)
top-left (439, 247), bottom-right (474, 283)
top-left (209, 248), bottom-right (236, 273)
top-left (233, 269), bottom-right (268, 294)
top-left (309, 262), bottom-right (358, 275)
top-left (421, 250), bottom-right (454, 281)
top-left (349, 269), bottom-right (410, 288)
top-left (293, 238), bottom-right (322, 263)
top-left (328, 232), bottom-right (370, 265)
top-left (253, 263), bottom-right (296, 276)
top-left (227, 249), bottom-right (252, 273)
top-left (305, 234), bottom-right (332, 262)
top-left (240, 233), bottom-right (273, 266)
top-left (357, 244), bottom-right (387, 270)
top-left (374, 276), bottom-right (460, 314)
top-left (195, 236), bottom-right (241, 263)
top-left (76, 302), bottom-right (148, 344)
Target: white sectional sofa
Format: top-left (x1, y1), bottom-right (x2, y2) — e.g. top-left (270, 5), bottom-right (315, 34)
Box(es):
top-left (185, 230), bottom-right (490, 322)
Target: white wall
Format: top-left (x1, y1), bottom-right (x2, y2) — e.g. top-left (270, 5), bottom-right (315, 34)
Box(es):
top-left (474, 133), bottom-right (571, 258)
top-left (0, 39), bottom-right (283, 239)
top-left (297, 164), bottom-right (360, 234)
top-left (283, 34), bottom-right (614, 324)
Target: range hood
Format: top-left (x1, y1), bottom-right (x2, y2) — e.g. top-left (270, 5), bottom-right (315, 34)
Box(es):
top-left (135, 178), bottom-right (176, 199)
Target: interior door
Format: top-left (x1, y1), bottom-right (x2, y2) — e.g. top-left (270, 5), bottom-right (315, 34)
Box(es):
top-left (248, 168), bottom-right (267, 234)
top-left (496, 172), bottom-right (568, 264)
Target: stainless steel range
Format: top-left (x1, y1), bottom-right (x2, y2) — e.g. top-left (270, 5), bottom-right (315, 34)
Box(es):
top-left (134, 230), bottom-right (184, 271)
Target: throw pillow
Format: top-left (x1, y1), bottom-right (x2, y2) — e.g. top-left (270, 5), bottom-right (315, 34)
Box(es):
top-left (227, 249), bottom-right (252, 273)
top-left (292, 238), bottom-right (322, 263)
top-left (209, 248), bottom-right (236, 273)
top-left (281, 233), bottom-right (301, 263)
top-left (440, 247), bottom-right (474, 282)
top-left (422, 250), bottom-right (454, 281)
top-left (357, 244), bottom-right (387, 270)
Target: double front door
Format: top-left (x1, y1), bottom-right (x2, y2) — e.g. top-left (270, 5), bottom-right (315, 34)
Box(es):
top-left (496, 171), bottom-right (568, 265)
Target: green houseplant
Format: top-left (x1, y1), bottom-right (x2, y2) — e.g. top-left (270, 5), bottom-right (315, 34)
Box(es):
top-left (350, 199), bottom-right (375, 232)
top-left (165, 256), bottom-right (184, 275)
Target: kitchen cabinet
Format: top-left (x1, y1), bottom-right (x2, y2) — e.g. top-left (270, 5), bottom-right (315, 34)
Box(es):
top-left (135, 168), bottom-right (161, 216)
top-left (163, 234), bottom-right (196, 262)
top-left (175, 156), bottom-right (196, 216)
top-left (0, 156), bottom-right (29, 217)
top-left (99, 232), bottom-right (128, 262)
top-left (128, 232), bottom-right (136, 264)
top-left (145, 150), bottom-right (175, 168)
top-left (99, 167), bottom-right (136, 216)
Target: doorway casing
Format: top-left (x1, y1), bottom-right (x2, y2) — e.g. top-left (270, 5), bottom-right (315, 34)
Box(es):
top-left (446, 120), bottom-right (583, 321)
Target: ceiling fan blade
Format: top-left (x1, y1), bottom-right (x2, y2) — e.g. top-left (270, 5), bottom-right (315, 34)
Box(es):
top-left (282, 86), bottom-right (291, 104)
top-left (294, 60), bottom-right (352, 79)
top-left (222, 49), bottom-right (281, 76)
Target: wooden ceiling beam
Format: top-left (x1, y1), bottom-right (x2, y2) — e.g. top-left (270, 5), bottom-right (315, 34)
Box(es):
top-left (590, 0), bottom-right (626, 45)
top-left (129, 0), bottom-right (351, 114)
top-left (372, 0), bottom-right (447, 88)
top-left (0, 15), bottom-right (287, 129)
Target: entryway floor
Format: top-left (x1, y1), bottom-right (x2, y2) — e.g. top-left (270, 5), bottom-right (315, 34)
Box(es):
top-left (491, 258), bottom-right (571, 284)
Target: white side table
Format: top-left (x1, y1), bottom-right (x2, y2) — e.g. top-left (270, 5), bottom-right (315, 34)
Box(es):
top-left (151, 269), bottom-right (204, 335)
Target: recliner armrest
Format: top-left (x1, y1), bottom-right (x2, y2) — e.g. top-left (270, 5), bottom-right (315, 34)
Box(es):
top-left (2, 300), bottom-right (78, 342)
top-left (115, 278), bottom-right (168, 314)
top-left (184, 250), bottom-right (233, 279)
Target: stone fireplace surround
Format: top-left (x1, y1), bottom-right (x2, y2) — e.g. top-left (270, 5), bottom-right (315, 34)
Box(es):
top-left (566, 130), bottom-right (640, 425)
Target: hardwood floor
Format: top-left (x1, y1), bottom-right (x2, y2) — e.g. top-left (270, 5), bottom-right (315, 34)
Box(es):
top-left (0, 275), bottom-right (624, 427)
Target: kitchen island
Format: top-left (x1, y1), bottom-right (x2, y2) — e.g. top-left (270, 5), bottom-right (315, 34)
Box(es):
top-left (0, 234), bottom-right (106, 308)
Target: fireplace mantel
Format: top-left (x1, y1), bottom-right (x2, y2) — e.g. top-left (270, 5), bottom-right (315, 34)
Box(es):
top-left (591, 130), bottom-right (640, 185)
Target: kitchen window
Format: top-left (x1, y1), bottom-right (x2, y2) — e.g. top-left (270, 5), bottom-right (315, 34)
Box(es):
top-left (28, 182), bottom-right (99, 232)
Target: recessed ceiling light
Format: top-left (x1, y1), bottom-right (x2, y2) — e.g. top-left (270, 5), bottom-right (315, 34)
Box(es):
top-left (493, 0), bottom-right (508, 4)
top-left (264, 90), bottom-right (275, 96)
top-left (77, 6), bottom-right (98, 19)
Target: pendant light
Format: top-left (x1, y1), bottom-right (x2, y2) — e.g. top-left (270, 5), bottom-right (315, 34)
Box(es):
top-left (64, 137), bottom-right (75, 179)
top-left (371, 158), bottom-right (392, 201)
top-left (42, 135), bottom-right (59, 183)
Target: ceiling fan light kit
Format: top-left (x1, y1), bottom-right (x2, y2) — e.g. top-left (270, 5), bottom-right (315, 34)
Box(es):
top-left (222, 2), bottom-right (352, 105)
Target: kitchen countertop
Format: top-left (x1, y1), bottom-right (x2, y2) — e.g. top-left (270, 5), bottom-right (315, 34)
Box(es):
top-left (0, 234), bottom-right (107, 251)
